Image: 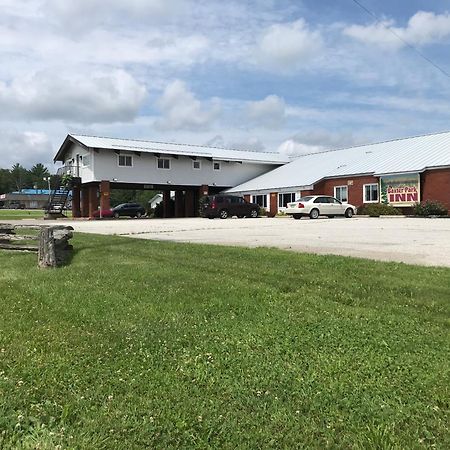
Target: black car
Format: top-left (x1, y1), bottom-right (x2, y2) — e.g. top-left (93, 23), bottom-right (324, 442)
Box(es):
top-left (201, 195), bottom-right (259, 219)
top-left (112, 203), bottom-right (146, 218)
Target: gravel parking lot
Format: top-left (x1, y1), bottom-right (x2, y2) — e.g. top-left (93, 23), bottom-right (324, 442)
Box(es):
top-left (8, 216), bottom-right (450, 267)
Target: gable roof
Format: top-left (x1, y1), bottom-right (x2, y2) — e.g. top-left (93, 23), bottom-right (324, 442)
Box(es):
top-left (228, 131), bottom-right (450, 193)
top-left (54, 134), bottom-right (289, 165)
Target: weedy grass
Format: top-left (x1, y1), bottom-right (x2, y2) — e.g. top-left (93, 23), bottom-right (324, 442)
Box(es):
top-left (0, 234), bottom-right (449, 449)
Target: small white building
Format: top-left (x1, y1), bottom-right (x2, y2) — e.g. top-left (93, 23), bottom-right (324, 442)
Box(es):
top-left (54, 134), bottom-right (288, 218)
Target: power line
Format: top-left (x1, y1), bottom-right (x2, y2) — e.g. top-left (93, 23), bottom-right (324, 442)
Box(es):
top-left (350, 0), bottom-right (450, 79)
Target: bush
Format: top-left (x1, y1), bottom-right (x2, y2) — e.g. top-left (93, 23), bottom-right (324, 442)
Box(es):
top-left (358, 203), bottom-right (401, 217)
top-left (414, 200), bottom-right (448, 217)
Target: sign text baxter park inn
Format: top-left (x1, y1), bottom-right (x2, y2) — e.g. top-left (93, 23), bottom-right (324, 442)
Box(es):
top-left (380, 174), bottom-right (420, 206)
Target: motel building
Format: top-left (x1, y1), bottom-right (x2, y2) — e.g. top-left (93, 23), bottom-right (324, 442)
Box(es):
top-left (54, 134), bottom-right (288, 218)
top-left (227, 131), bottom-right (450, 215)
top-left (54, 131), bottom-right (450, 218)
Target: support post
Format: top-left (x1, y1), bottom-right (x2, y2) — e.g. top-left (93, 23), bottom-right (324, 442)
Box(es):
top-left (88, 184), bottom-right (99, 219)
top-left (269, 192), bottom-right (278, 217)
top-left (72, 184), bottom-right (81, 218)
top-left (175, 191), bottom-right (184, 218)
top-left (163, 190), bottom-right (171, 218)
top-left (185, 190), bottom-right (195, 217)
top-left (81, 186), bottom-right (89, 217)
top-left (100, 180), bottom-right (111, 212)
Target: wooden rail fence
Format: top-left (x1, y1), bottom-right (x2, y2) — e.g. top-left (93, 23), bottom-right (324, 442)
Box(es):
top-left (0, 223), bottom-right (74, 268)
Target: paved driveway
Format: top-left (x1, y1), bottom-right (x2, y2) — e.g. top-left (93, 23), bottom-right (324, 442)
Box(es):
top-left (7, 216), bottom-right (450, 267)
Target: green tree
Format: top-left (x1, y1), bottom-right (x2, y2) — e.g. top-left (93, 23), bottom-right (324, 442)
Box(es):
top-left (0, 168), bottom-right (12, 194)
top-left (10, 164), bottom-right (30, 191)
top-left (29, 163), bottom-right (50, 189)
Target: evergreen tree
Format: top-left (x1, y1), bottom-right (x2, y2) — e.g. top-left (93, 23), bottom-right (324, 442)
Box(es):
top-left (29, 163), bottom-right (50, 189)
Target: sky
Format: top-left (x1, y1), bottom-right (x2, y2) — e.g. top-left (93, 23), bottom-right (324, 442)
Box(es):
top-left (2, 0), bottom-right (450, 169)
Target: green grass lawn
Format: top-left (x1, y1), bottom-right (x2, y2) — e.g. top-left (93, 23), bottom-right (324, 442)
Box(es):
top-left (0, 209), bottom-right (45, 221)
top-left (1, 234), bottom-right (449, 449)
top-left (0, 209), bottom-right (73, 221)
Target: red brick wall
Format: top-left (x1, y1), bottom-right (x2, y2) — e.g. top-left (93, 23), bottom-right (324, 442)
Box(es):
top-left (313, 175), bottom-right (379, 207)
top-left (421, 168), bottom-right (450, 210)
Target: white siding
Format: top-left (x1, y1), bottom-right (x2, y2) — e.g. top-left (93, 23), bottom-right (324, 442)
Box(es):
top-left (75, 149), bottom-right (274, 187)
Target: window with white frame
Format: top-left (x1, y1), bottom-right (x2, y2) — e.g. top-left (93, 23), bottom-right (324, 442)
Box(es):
top-left (363, 184), bottom-right (379, 203)
top-left (118, 154), bottom-right (132, 167)
top-left (278, 192), bottom-right (296, 208)
top-left (157, 158), bottom-right (170, 170)
top-left (213, 161), bottom-right (221, 171)
top-left (192, 160), bottom-right (201, 170)
top-left (81, 155), bottom-right (90, 167)
top-left (252, 194), bottom-right (267, 208)
top-left (334, 185), bottom-right (348, 202)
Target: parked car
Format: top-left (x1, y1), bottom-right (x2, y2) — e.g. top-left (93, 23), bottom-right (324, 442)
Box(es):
top-left (92, 203), bottom-right (146, 219)
top-left (112, 203), bottom-right (146, 218)
top-left (201, 195), bottom-right (259, 219)
top-left (92, 208), bottom-right (114, 219)
top-left (8, 201), bottom-right (26, 209)
top-left (285, 195), bottom-right (357, 219)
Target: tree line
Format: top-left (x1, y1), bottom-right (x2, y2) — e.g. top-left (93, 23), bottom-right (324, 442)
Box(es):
top-left (0, 163), bottom-right (51, 194)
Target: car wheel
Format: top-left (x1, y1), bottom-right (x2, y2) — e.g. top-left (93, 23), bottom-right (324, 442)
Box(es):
top-left (219, 209), bottom-right (228, 219)
top-left (345, 208), bottom-right (353, 218)
top-left (250, 209), bottom-right (258, 218)
top-left (113, 212), bottom-right (120, 219)
top-left (309, 208), bottom-right (319, 219)
top-left (293, 214), bottom-right (301, 220)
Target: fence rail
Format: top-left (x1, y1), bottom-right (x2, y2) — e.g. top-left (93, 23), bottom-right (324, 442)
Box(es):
top-left (0, 223), bottom-right (74, 267)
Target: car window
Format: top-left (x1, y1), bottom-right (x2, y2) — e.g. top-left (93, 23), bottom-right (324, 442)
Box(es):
top-left (229, 197), bottom-right (239, 204)
top-left (330, 197), bottom-right (342, 204)
top-left (314, 197), bottom-right (325, 203)
top-left (296, 196), bottom-right (314, 202)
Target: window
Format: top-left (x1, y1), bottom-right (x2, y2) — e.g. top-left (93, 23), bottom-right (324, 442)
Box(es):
top-left (252, 194), bottom-right (267, 208)
top-left (213, 162), bottom-right (221, 171)
top-left (364, 184), bottom-right (379, 203)
top-left (157, 158), bottom-right (170, 170)
top-left (278, 192), bottom-right (296, 208)
top-left (193, 160), bottom-right (201, 170)
top-left (334, 186), bottom-right (348, 203)
top-left (118, 155), bottom-right (132, 167)
top-left (82, 155), bottom-right (90, 167)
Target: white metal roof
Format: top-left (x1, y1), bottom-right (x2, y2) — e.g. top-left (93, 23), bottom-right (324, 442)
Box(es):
top-left (228, 131), bottom-right (450, 193)
top-left (55, 134), bottom-right (289, 165)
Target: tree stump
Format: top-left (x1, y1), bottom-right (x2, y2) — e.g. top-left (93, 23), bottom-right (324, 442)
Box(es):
top-left (38, 226), bottom-right (74, 268)
top-left (38, 227), bottom-right (56, 268)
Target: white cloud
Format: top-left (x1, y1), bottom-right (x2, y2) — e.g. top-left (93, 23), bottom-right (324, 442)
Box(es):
top-left (258, 19), bottom-right (323, 70)
top-left (278, 130), bottom-right (362, 157)
top-left (247, 95), bottom-right (286, 128)
top-left (45, 0), bottom-right (187, 28)
top-left (0, 69), bottom-right (147, 123)
top-left (343, 11), bottom-right (450, 50)
top-left (155, 80), bottom-right (221, 131)
top-left (0, 130), bottom-right (53, 168)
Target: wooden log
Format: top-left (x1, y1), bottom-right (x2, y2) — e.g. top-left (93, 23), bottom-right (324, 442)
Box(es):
top-left (38, 227), bottom-right (56, 268)
top-left (0, 234), bottom-right (38, 242)
top-left (0, 243), bottom-right (38, 252)
top-left (0, 224), bottom-right (15, 234)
